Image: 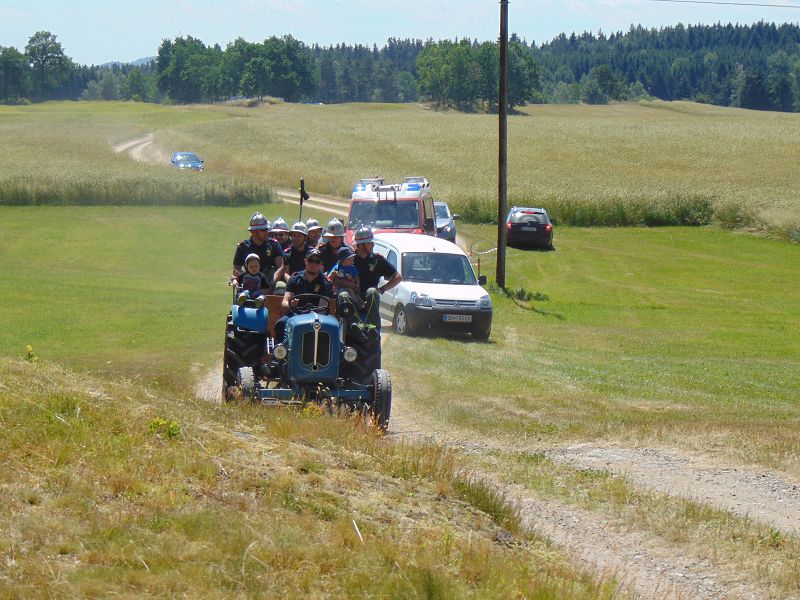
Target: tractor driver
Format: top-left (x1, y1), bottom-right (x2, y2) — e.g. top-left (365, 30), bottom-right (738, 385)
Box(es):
top-left (232, 212), bottom-right (285, 291)
top-left (337, 225), bottom-right (402, 334)
top-left (273, 248), bottom-right (334, 343)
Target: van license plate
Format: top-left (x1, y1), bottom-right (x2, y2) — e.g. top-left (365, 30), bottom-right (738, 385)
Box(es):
top-left (443, 314), bottom-right (472, 323)
top-left (521, 226), bottom-right (537, 231)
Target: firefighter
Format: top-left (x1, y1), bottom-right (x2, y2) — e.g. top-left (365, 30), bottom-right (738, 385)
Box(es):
top-left (231, 212), bottom-right (284, 290)
top-left (319, 218), bottom-right (347, 272)
top-left (337, 225), bottom-right (401, 336)
top-left (305, 218), bottom-right (323, 247)
top-left (270, 217), bottom-right (290, 249)
top-left (273, 248), bottom-right (333, 343)
top-left (275, 221), bottom-right (312, 283)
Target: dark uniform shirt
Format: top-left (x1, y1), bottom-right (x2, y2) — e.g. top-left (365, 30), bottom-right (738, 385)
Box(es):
top-left (354, 252), bottom-right (396, 296)
top-left (233, 237), bottom-right (284, 275)
top-left (286, 270), bottom-right (334, 298)
top-left (283, 244), bottom-right (313, 277)
top-left (319, 242), bottom-right (346, 272)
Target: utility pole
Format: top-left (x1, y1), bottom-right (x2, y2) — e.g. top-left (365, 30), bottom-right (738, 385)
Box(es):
top-left (497, 0), bottom-right (509, 289)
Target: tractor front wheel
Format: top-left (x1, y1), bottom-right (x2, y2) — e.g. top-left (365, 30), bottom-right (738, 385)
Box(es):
top-left (237, 367), bottom-right (256, 403)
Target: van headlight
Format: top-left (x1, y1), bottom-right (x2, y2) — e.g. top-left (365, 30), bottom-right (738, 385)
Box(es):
top-left (273, 344), bottom-right (288, 360)
top-left (410, 291), bottom-right (432, 307)
top-left (342, 347), bottom-right (358, 363)
top-left (479, 295), bottom-right (492, 309)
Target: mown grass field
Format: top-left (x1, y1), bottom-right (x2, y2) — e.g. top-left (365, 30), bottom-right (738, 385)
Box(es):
top-left (1, 100), bottom-right (799, 240)
top-left (2, 206), bottom-right (797, 469)
top-left (400, 223), bottom-right (800, 472)
top-left (0, 205), bottom-right (619, 596)
top-left (2, 206), bottom-right (799, 596)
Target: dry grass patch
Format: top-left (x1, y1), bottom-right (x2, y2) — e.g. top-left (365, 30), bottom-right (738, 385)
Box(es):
top-left (0, 357), bottom-right (613, 598)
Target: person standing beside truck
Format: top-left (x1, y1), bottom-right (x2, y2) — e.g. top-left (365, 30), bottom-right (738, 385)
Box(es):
top-left (338, 225), bottom-right (401, 334)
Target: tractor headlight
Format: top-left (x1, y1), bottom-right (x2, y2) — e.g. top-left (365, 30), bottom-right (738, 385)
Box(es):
top-left (411, 291), bottom-right (432, 307)
top-left (273, 344), bottom-right (288, 360)
top-left (479, 294), bottom-right (492, 309)
top-left (342, 346), bottom-right (358, 363)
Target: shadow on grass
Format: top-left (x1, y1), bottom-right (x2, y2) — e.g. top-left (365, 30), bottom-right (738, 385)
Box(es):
top-left (508, 244), bottom-right (556, 252)
top-left (513, 299), bottom-right (566, 320)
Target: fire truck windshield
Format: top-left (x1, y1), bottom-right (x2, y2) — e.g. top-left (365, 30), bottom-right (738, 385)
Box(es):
top-left (348, 200), bottom-right (420, 230)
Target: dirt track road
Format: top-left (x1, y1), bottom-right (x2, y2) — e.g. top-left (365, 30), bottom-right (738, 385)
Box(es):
top-left (389, 396), bottom-right (793, 599)
top-left (112, 134), bottom-right (170, 164)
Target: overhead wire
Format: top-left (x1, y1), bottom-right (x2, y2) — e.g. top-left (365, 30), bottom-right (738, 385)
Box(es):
top-left (645, 0), bottom-right (800, 8)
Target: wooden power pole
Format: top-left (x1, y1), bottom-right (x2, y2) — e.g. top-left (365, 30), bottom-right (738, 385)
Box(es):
top-left (497, 0), bottom-right (509, 289)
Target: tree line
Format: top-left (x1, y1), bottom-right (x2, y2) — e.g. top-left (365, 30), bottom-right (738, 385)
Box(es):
top-left (3, 22), bottom-right (800, 112)
top-left (534, 21), bottom-right (800, 111)
top-left (0, 31), bottom-right (159, 104)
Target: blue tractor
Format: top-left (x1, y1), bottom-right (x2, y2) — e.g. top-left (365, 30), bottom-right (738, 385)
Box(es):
top-left (223, 292), bottom-right (391, 430)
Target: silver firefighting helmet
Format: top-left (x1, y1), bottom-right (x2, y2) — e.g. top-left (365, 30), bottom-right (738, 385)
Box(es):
top-left (322, 218), bottom-right (345, 238)
top-left (354, 225), bottom-right (374, 245)
top-left (270, 217), bottom-right (289, 233)
top-left (305, 218), bottom-right (323, 233)
top-left (247, 212), bottom-right (270, 231)
top-left (290, 221), bottom-right (308, 236)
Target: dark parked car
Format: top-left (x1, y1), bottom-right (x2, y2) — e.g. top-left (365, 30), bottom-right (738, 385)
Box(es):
top-left (434, 201), bottom-right (457, 243)
top-left (505, 206), bottom-right (554, 249)
top-left (170, 152), bottom-right (204, 171)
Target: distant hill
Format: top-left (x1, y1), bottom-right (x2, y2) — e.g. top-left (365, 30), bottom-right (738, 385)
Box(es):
top-left (99, 56), bottom-right (156, 68)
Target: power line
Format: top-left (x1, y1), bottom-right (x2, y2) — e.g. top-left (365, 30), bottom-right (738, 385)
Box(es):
top-left (646, 0), bottom-right (800, 8)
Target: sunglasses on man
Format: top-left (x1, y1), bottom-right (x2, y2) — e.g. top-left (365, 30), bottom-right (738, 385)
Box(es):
top-left (306, 258), bottom-right (322, 264)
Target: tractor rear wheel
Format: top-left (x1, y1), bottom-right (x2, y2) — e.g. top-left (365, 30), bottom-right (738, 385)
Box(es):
top-left (223, 313), bottom-right (264, 399)
top-left (369, 369), bottom-right (392, 432)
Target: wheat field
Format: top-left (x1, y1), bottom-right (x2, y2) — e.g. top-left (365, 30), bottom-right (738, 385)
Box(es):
top-left (1, 99), bottom-right (798, 240)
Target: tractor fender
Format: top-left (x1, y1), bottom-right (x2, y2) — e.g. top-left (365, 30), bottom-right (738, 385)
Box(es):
top-left (231, 305), bottom-right (269, 333)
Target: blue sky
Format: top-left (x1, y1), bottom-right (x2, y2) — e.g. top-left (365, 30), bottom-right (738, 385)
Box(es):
top-left (1, 0), bottom-right (799, 65)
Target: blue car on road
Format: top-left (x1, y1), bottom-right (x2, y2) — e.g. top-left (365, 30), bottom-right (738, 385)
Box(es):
top-left (170, 151), bottom-right (204, 171)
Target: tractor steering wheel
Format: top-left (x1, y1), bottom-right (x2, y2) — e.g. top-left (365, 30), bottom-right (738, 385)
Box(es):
top-left (289, 294), bottom-right (331, 315)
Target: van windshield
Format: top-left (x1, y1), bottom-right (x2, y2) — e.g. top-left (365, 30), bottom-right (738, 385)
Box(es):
top-left (401, 252), bottom-right (477, 285)
top-left (348, 200), bottom-right (420, 230)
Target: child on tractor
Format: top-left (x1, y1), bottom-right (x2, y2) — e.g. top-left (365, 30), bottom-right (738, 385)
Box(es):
top-left (234, 253), bottom-right (271, 308)
top-left (327, 246), bottom-right (363, 306)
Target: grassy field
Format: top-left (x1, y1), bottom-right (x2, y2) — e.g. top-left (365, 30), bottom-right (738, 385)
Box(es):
top-left (1, 100), bottom-right (798, 240)
top-left (2, 206), bottom-right (797, 467)
top-left (396, 223), bottom-right (800, 473)
top-left (2, 206), bottom-right (799, 595)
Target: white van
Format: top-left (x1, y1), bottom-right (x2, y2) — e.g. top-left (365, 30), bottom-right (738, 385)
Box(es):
top-left (373, 233), bottom-right (492, 340)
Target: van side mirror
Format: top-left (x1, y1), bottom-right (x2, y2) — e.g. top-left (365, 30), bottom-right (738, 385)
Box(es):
top-left (550, 217), bottom-right (557, 226)
top-left (424, 217), bottom-right (435, 233)
top-left (452, 214), bottom-right (461, 221)
top-left (478, 275), bottom-right (487, 286)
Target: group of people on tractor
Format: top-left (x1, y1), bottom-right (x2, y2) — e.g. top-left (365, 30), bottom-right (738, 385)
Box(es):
top-left (231, 212), bottom-right (402, 341)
